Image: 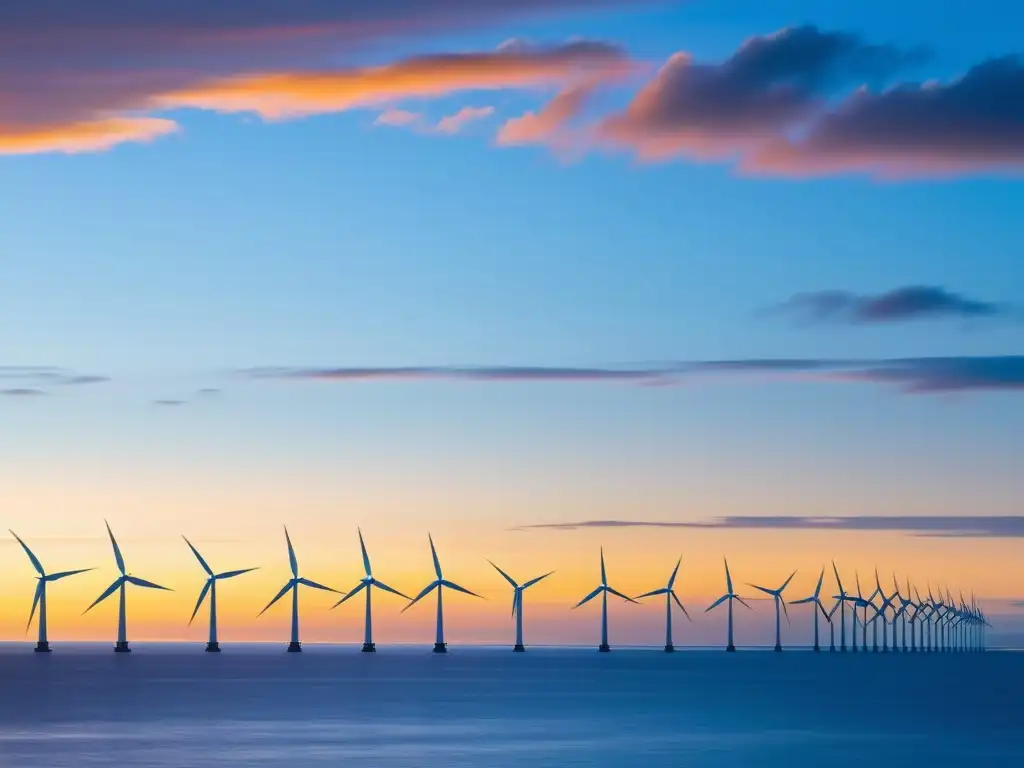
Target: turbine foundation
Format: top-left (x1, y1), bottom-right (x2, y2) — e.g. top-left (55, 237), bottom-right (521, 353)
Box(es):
top-left (114, 641), bottom-right (131, 653)
top-left (34, 642), bottom-right (51, 653)
top-left (663, 644), bottom-right (675, 653)
top-left (361, 643), bottom-right (376, 653)
top-left (205, 642), bottom-right (221, 653)
top-left (813, 645), bottom-right (821, 652)
top-left (513, 644), bottom-right (526, 652)
top-left (433, 642), bottom-right (448, 653)
top-left (774, 644), bottom-right (782, 652)
top-left (598, 643), bottom-right (611, 652)
top-left (286, 641), bottom-right (302, 653)
top-left (726, 644), bottom-right (736, 652)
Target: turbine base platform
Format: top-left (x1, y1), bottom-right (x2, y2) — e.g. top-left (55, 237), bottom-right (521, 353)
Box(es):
top-left (361, 643), bottom-right (376, 653)
top-left (286, 642), bottom-right (302, 653)
top-left (598, 644), bottom-right (611, 653)
top-left (726, 644), bottom-right (736, 653)
top-left (114, 642), bottom-right (131, 653)
top-left (205, 642), bottom-right (221, 653)
top-left (813, 645), bottom-right (821, 652)
top-left (433, 643), bottom-right (448, 653)
top-left (774, 645), bottom-right (782, 652)
top-left (513, 644), bottom-right (526, 652)
top-left (34, 642), bottom-right (51, 653)
top-left (663, 644), bottom-right (675, 653)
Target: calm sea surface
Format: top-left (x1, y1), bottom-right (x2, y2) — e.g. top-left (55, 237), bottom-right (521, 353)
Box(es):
top-left (0, 644), bottom-right (1019, 767)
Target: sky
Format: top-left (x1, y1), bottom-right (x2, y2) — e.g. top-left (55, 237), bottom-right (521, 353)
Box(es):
top-left (2, 0), bottom-right (1023, 648)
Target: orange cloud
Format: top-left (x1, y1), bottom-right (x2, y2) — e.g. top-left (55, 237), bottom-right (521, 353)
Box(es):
top-left (0, 117), bottom-right (179, 155)
top-left (497, 83), bottom-right (594, 147)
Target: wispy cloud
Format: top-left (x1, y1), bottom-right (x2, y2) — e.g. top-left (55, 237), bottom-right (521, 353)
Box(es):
top-left (0, 366), bottom-right (110, 395)
top-left (771, 285), bottom-right (1008, 325)
top-left (516, 515), bottom-right (1024, 538)
top-left (436, 105), bottom-right (496, 134)
top-left (153, 399), bottom-right (188, 407)
top-left (373, 107), bottom-right (424, 128)
top-left (242, 356), bottom-right (1024, 394)
top-left (1, 388), bottom-right (47, 397)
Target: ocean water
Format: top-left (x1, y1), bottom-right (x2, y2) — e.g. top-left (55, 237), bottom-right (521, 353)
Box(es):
top-left (0, 644), bottom-right (1019, 767)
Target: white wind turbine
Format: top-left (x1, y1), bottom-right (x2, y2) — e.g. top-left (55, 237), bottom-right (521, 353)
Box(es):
top-left (635, 556), bottom-right (691, 652)
top-left (332, 528), bottom-right (410, 652)
top-left (489, 561), bottom-right (554, 651)
top-left (85, 521), bottom-right (171, 652)
top-left (748, 570), bottom-right (797, 652)
top-left (792, 566), bottom-right (830, 652)
top-left (183, 536), bottom-right (257, 652)
top-left (705, 558), bottom-right (751, 652)
top-left (259, 526), bottom-right (339, 652)
top-left (573, 547), bottom-right (638, 652)
top-left (403, 534), bottom-right (482, 653)
top-left (10, 530), bottom-right (92, 653)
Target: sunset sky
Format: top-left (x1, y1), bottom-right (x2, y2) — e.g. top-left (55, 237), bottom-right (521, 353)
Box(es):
top-left (2, 0), bottom-right (1023, 648)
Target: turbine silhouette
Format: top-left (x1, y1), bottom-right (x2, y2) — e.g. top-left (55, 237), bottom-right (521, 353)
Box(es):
top-left (183, 536), bottom-right (257, 652)
top-left (573, 547), bottom-right (638, 652)
top-left (748, 570), bottom-right (797, 652)
top-left (403, 534), bottom-right (482, 653)
top-left (792, 566), bottom-right (830, 652)
top-left (705, 558), bottom-right (751, 652)
top-left (635, 556), bottom-right (690, 652)
top-left (489, 561), bottom-right (554, 652)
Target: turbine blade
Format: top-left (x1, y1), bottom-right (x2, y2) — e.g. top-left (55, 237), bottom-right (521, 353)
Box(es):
top-left (749, 584), bottom-right (773, 596)
top-left (182, 536), bottom-right (213, 576)
top-left (402, 581), bottom-right (439, 613)
top-left (372, 580), bottom-right (411, 601)
top-left (574, 586), bottom-right (603, 609)
top-left (636, 588), bottom-right (668, 599)
top-left (817, 600), bottom-right (831, 622)
top-left (9, 530), bottom-right (45, 576)
top-left (189, 579), bottom-right (212, 626)
top-left (332, 580), bottom-right (366, 609)
top-left (125, 576), bottom-right (171, 591)
top-left (724, 558), bottom-right (734, 593)
top-left (791, 597), bottom-right (814, 605)
top-left (216, 567), bottom-right (258, 580)
top-left (105, 521), bottom-right (126, 575)
top-left (781, 597), bottom-right (790, 624)
top-left (488, 560), bottom-right (518, 589)
top-left (668, 556), bottom-right (682, 590)
top-left (512, 591), bottom-right (518, 619)
top-left (259, 581), bottom-right (294, 616)
top-left (358, 528), bottom-right (372, 577)
top-left (27, 581), bottom-right (43, 632)
top-left (735, 596), bottom-right (753, 610)
top-left (428, 534), bottom-right (442, 580)
top-left (297, 577), bottom-right (338, 593)
top-left (600, 547), bottom-right (607, 586)
top-left (705, 594), bottom-right (730, 612)
top-left (85, 577), bottom-right (124, 613)
top-left (832, 561), bottom-right (845, 595)
top-left (522, 571), bottom-right (554, 590)
top-left (671, 590), bottom-right (692, 621)
top-left (779, 570), bottom-right (797, 593)
top-left (284, 526), bottom-right (298, 578)
top-left (46, 568), bottom-right (94, 581)
top-left (440, 579), bottom-right (482, 599)
top-left (814, 567), bottom-right (824, 598)
top-left (605, 586), bottom-right (639, 604)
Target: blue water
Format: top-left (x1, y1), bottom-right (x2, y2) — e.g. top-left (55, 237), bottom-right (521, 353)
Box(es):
top-left (0, 644), bottom-right (1019, 767)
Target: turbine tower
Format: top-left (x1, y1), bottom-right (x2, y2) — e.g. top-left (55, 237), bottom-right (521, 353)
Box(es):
top-left (403, 534), bottom-right (482, 653)
top-left (792, 566), bottom-right (830, 652)
top-left (866, 571), bottom-right (883, 652)
top-left (855, 572), bottom-right (869, 652)
top-left (259, 526), bottom-right (338, 652)
top-left (573, 547), bottom-right (638, 652)
top-left (489, 560), bottom-right (554, 651)
top-left (10, 530), bottom-right (92, 653)
top-left (333, 528), bottom-right (410, 652)
top-left (748, 570), bottom-right (797, 652)
top-left (183, 536), bottom-right (257, 652)
top-left (870, 570), bottom-right (896, 652)
top-left (826, 598), bottom-right (840, 652)
top-left (635, 556), bottom-right (691, 652)
top-left (705, 558), bottom-right (751, 652)
top-left (831, 562), bottom-right (849, 652)
top-left (85, 521), bottom-right (171, 653)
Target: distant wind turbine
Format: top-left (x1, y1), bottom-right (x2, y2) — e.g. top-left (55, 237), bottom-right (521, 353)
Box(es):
top-left (332, 528), bottom-right (410, 652)
top-left (10, 530), bottom-right (92, 653)
top-left (403, 534), bottom-right (482, 653)
top-left (489, 560), bottom-right (554, 651)
top-left (705, 558), bottom-right (751, 652)
top-left (831, 562), bottom-right (849, 652)
top-left (855, 572), bottom-right (869, 652)
top-left (748, 570), bottom-right (797, 652)
top-left (635, 556), bottom-right (691, 652)
top-left (826, 598), bottom-right (840, 652)
top-left (259, 526), bottom-right (339, 652)
top-left (85, 521), bottom-right (171, 653)
top-left (183, 536), bottom-right (257, 652)
top-left (868, 570), bottom-right (896, 653)
top-left (573, 547), bottom-right (638, 652)
top-left (792, 566), bottom-right (830, 652)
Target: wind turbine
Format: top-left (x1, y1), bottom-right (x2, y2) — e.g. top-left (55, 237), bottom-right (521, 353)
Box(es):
top-left (748, 570), bottom-right (797, 652)
top-left (573, 547), bottom-right (638, 652)
top-left (259, 526), bottom-right (339, 652)
top-left (866, 571), bottom-right (883, 652)
top-left (831, 562), bottom-right (849, 652)
top-left (183, 536), bottom-right (257, 652)
top-left (489, 560), bottom-right (554, 651)
top-left (869, 570), bottom-right (896, 652)
top-left (85, 521), bottom-right (171, 652)
top-left (332, 529), bottom-right (410, 652)
top-left (403, 534), bottom-right (482, 653)
top-left (10, 531), bottom-right (92, 653)
top-left (705, 558), bottom-right (751, 652)
top-left (792, 566), bottom-right (830, 652)
top-left (855, 572), bottom-right (869, 652)
top-left (826, 598), bottom-right (840, 652)
top-left (635, 556), bottom-right (690, 652)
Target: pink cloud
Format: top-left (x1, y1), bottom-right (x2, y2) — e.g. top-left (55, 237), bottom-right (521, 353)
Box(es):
top-left (436, 105), bottom-right (496, 134)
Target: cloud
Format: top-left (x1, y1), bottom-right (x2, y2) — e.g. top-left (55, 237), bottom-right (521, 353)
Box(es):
top-left (1, 388), bottom-right (47, 397)
top-left (242, 356), bottom-right (1024, 394)
top-left (517, 515), bottom-right (1024, 538)
top-left (153, 399), bottom-right (188, 407)
top-left (0, 117), bottom-right (179, 156)
top-left (0, 366), bottom-right (110, 390)
top-left (497, 83), bottom-right (595, 146)
top-left (772, 285), bottom-right (1007, 325)
top-left (597, 26), bottom-right (924, 163)
top-left (373, 107), bottom-right (424, 128)
top-left (748, 56), bottom-right (1024, 178)
top-left (437, 105), bottom-right (496, 134)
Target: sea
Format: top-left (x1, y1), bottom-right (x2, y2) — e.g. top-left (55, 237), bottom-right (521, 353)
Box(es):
top-left (0, 643), bottom-right (1019, 767)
